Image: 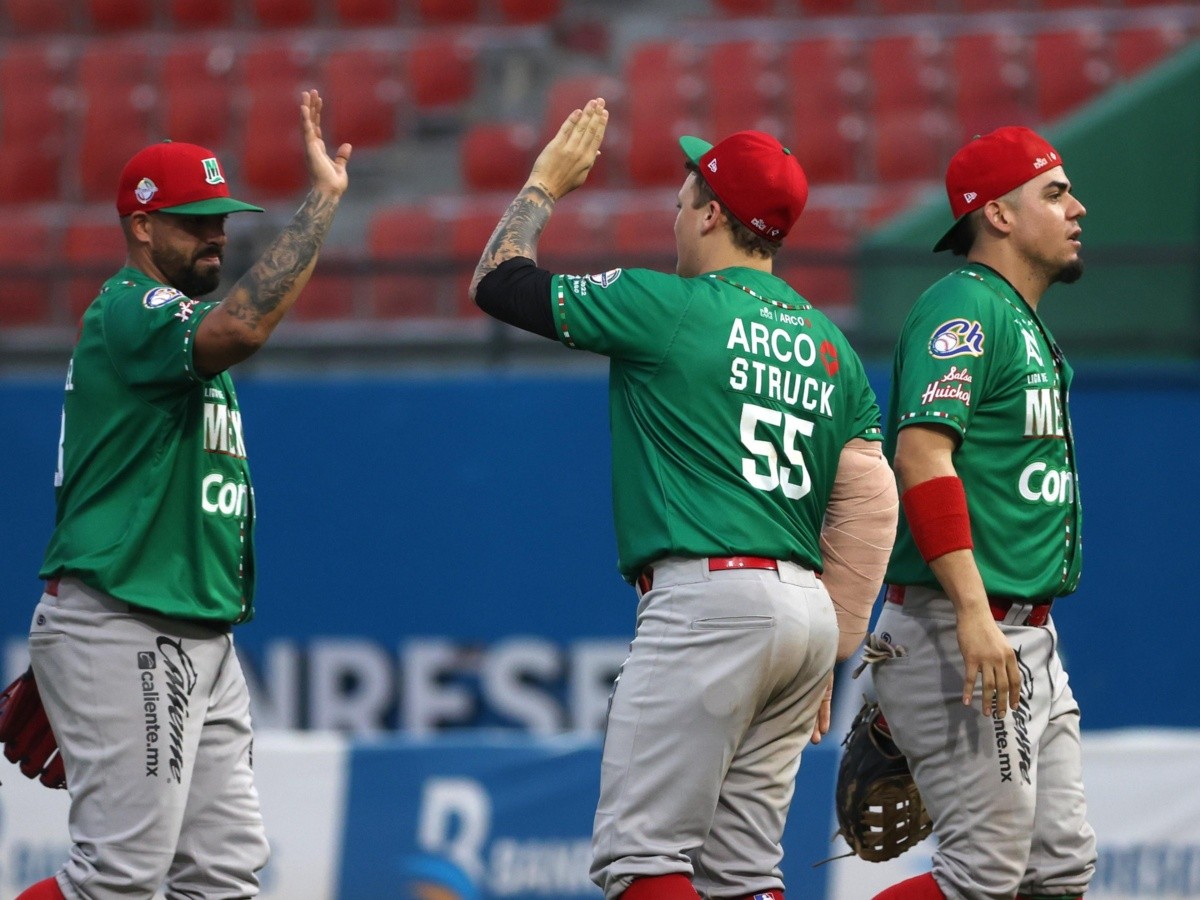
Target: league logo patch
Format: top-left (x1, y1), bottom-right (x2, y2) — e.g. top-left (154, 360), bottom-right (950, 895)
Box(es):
top-left (143, 287), bottom-right (184, 309)
top-left (135, 177), bottom-right (158, 205)
top-left (585, 269), bottom-right (623, 288)
top-left (929, 319), bottom-right (985, 359)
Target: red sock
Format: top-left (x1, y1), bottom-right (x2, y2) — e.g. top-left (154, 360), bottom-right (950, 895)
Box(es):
top-left (873, 872), bottom-right (946, 899)
top-left (622, 874), bottom-right (701, 900)
top-left (16, 877), bottom-right (67, 900)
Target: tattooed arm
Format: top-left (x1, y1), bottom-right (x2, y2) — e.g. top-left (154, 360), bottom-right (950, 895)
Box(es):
top-left (195, 90), bottom-right (351, 376)
top-left (469, 98), bottom-right (608, 301)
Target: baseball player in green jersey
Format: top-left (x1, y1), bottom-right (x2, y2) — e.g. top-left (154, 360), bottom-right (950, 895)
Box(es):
top-left (470, 98), bottom-right (897, 900)
top-left (864, 126), bottom-right (1096, 900)
top-left (16, 92), bottom-right (350, 900)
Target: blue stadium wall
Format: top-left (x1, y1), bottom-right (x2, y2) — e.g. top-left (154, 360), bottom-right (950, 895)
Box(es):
top-left (2, 368), bottom-right (1197, 731)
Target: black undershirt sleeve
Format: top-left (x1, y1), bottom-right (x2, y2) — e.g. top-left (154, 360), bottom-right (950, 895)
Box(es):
top-left (474, 257), bottom-right (557, 340)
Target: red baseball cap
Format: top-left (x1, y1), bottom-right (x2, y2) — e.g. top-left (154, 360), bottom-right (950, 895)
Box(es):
top-left (933, 126), bottom-right (1063, 252)
top-left (679, 131), bottom-right (808, 241)
top-left (117, 141), bottom-right (264, 217)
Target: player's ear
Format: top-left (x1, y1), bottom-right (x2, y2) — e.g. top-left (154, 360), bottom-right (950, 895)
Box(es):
top-left (981, 200), bottom-right (1013, 236)
top-left (699, 200), bottom-right (725, 235)
top-left (126, 212), bottom-right (154, 245)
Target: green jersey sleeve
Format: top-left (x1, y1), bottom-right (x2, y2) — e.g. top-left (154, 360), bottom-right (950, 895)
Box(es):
top-left (551, 268), bottom-right (691, 367)
top-left (100, 275), bottom-right (217, 400)
top-left (891, 274), bottom-right (1010, 439)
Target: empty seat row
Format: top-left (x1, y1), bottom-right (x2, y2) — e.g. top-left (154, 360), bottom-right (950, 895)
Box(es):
top-left (0, 0), bottom-right (561, 32)
top-left (714, 0), bottom-right (1179, 15)
top-left (0, 33), bottom-right (478, 204)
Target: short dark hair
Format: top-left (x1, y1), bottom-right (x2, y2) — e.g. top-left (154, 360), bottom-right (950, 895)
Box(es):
top-left (944, 211), bottom-right (981, 257)
top-left (685, 161), bottom-right (781, 260)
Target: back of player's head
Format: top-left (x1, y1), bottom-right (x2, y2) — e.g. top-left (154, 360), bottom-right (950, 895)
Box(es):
top-left (679, 131), bottom-right (809, 242)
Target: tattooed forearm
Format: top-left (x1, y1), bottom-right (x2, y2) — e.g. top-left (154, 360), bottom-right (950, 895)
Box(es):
top-left (223, 190), bottom-right (340, 326)
top-left (470, 185), bottom-right (555, 297)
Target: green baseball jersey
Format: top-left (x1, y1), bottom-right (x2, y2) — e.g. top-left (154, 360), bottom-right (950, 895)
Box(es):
top-left (884, 263), bottom-right (1082, 599)
top-left (40, 267), bottom-right (255, 623)
top-left (552, 265), bottom-right (882, 581)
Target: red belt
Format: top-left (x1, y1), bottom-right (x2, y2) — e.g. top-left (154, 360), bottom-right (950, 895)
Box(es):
top-left (637, 556), bottom-right (778, 594)
top-left (885, 584), bottom-right (1052, 627)
top-left (45, 578), bottom-right (60, 596)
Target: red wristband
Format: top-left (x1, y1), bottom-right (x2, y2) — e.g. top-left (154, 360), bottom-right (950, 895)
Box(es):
top-left (902, 475), bottom-right (974, 563)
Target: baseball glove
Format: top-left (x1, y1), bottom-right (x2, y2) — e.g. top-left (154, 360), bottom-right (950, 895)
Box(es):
top-left (834, 700), bottom-right (930, 862)
top-left (0, 667), bottom-right (67, 789)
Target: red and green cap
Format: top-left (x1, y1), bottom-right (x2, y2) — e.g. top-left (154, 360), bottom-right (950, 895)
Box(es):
top-left (934, 125), bottom-right (1063, 252)
top-left (117, 141), bottom-right (264, 217)
top-left (679, 130), bottom-right (808, 241)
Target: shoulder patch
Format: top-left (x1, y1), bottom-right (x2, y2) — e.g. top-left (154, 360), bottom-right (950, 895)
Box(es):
top-left (929, 319), bottom-right (985, 359)
top-left (143, 286), bottom-right (185, 309)
top-left (585, 269), bottom-right (623, 288)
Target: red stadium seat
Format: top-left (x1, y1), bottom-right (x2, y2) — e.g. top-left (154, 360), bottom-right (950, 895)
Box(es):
top-left (460, 122), bottom-right (539, 192)
top-left (1113, 24), bottom-right (1189, 79)
top-left (2, 0), bottom-right (74, 31)
top-left (706, 40), bottom-right (785, 140)
top-left (611, 199), bottom-right (679, 269)
top-left (293, 255), bottom-right (361, 321)
top-left (75, 41), bottom-right (157, 203)
top-left (368, 204), bottom-right (452, 318)
top-left (876, 0), bottom-right (936, 12)
top-left (83, 0), bottom-right (154, 30)
top-left (251, 0), bottom-right (318, 27)
top-left (0, 139), bottom-right (62, 204)
top-left (323, 46), bottom-right (404, 148)
top-left (63, 213), bottom-right (127, 322)
top-left (870, 109), bottom-right (951, 183)
top-left (0, 212), bottom-right (55, 327)
top-left (777, 206), bottom-right (857, 317)
top-left (169, 0), bottom-right (236, 27)
top-left (0, 41), bottom-right (72, 149)
top-left (1031, 28), bottom-right (1111, 122)
top-left (239, 39), bottom-right (318, 196)
top-left (333, 0), bottom-right (398, 25)
top-left (161, 40), bottom-right (237, 149)
top-left (498, 0), bottom-right (561, 24)
top-left (866, 33), bottom-right (946, 116)
top-left (784, 36), bottom-right (865, 183)
top-left (949, 31), bottom-right (1032, 143)
top-left (538, 203), bottom-right (614, 273)
top-left (415, 0), bottom-right (481, 24)
top-left (624, 41), bottom-right (703, 186)
top-left (404, 34), bottom-right (478, 110)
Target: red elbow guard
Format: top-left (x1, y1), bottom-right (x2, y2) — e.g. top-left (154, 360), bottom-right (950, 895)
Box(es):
top-left (902, 476), bottom-right (974, 563)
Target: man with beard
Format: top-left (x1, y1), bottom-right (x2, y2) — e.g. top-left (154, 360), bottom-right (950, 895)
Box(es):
top-left (17, 91), bottom-right (350, 900)
top-left (861, 125), bottom-right (1097, 900)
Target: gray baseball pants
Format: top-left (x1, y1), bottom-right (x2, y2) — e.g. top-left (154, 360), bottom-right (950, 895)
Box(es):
top-left (591, 557), bottom-right (838, 900)
top-left (28, 576), bottom-right (268, 900)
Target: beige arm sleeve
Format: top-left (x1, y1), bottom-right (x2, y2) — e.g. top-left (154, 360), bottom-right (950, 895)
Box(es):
top-left (820, 438), bottom-right (899, 661)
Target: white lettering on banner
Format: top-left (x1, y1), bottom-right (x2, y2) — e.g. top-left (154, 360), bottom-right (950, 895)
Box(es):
top-left (1018, 461), bottom-right (1075, 505)
top-left (489, 839), bottom-right (596, 895)
top-left (235, 637), bottom-right (629, 733)
top-left (419, 778), bottom-right (491, 884)
top-left (201, 473), bottom-right (248, 517)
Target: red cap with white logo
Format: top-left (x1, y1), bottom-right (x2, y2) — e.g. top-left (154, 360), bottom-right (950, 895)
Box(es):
top-left (117, 141), bottom-right (264, 217)
top-left (679, 131), bottom-right (808, 241)
top-left (934, 126), bottom-right (1062, 252)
